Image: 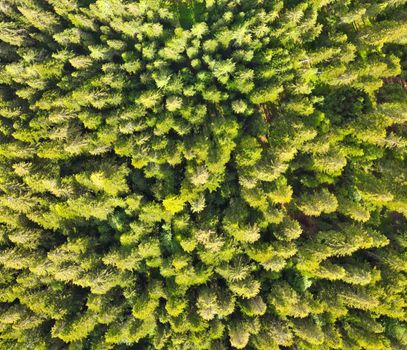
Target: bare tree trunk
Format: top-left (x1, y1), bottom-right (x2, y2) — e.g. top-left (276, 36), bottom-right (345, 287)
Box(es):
top-left (383, 77), bottom-right (407, 90)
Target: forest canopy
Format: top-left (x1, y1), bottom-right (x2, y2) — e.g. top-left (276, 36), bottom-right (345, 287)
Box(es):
top-left (0, 0), bottom-right (406, 349)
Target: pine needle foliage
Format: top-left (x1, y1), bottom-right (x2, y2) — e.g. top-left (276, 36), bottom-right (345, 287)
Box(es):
top-left (0, 0), bottom-right (406, 349)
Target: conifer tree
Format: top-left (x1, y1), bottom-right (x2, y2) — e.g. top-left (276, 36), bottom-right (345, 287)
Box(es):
top-left (0, 0), bottom-right (406, 349)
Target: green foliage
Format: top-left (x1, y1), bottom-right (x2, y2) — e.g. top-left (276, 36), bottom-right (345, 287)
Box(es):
top-left (0, 0), bottom-right (406, 349)
top-left (296, 188), bottom-right (338, 216)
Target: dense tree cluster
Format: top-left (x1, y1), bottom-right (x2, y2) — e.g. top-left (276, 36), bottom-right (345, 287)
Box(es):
top-left (0, 0), bottom-right (406, 349)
